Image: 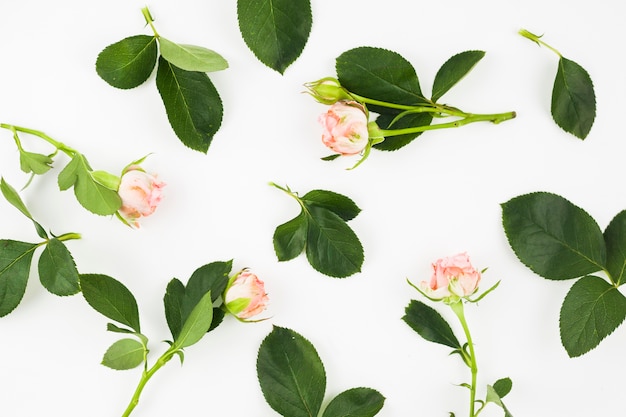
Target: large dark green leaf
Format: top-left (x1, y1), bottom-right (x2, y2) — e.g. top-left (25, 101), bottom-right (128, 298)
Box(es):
top-left (305, 205), bottom-right (363, 278)
top-left (96, 35), bottom-right (158, 89)
top-left (552, 57), bottom-right (596, 139)
top-left (237, 0), bottom-right (312, 74)
top-left (605, 210), bottom-right (626, 286)
top-left (501, 192), bottom-right (606, 280)
top-left (101, 338), bottom-right (145, 370)
top-left (431, 50), bottom-right (485, 102)
top-left (156, 57), bottom-right (223, 153)
top-left (336, 47), bottom-right (429, 111)
top-left (257, 326), bottom-right (326, 417)
top-left (273, 211), bottom-right (307, 261)
top-left (322, 388), bottom-right (385, 417)
top-left (560, 275), bottom-right (626, 357)
top-left (0, 240), bottom-right (37, 317)
top-left (38, 238), bottom-right (80, 296)
top-left (80, 274), bottom-right (141, 333)
top-left (403, 300), bottom-right (461, 349)
top-left (164, 261), bottom-right (232, 340)
top-left (301, 190), bottom-right (361, 221)
top-left (1, 178), bottom-right (47, 238)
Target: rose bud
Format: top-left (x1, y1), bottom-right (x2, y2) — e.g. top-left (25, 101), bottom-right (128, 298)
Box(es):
top-left (304, 77), bottom-right (354, 105)
top-left (117, 166), bottom-right (165, 228)
top-left (319, 100), bottom-right (369, 155)
top-left (420, 252), bottom-right (481, 302)
top-left (223, 269), bottom-right (269, 321)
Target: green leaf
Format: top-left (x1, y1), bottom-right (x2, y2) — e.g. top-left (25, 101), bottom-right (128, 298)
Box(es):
top-left (159, 37), bottom-right (228, 73)
top-left (552, 57), bottom-right (596, 139)
top-left (373, 112), bottom-right (433, 151)
top-left (1, 178), bottom-right (47, 238)
top-left (58, 154), bottom-right (122, 215)
top-left (501, 192), bottom-right (606, 280)
top-left (492, 377), bottom-right (512, 398)
top-left (273, 211), bottom-right (307, 261)
top-left (90, 170), bottom-right (120, 191)
top-left (486, 379), bottom-right (514, 417)
top-left (101, 338), bottom-right (145, 370)
top-left (96, 35), bottom-right (158, 89)
top-left (336, 47), bottom-right (429, 111)
top-left (403, 300), bottom-right (461, 349)
top-left (257, 326), bottom-right (326, 417)
top-left (19, 150), bottom-right (53, 175)
top-left (322, 388), bottom-right (385, 417)
top-left (164, 261), bottom-right (232, 340)
top-left (38, 238), bottom-right (80, 296)
top-left (156, 57), bottom-right (223, 153)
top-left (431, 50), bottom-right (485, 102)
top-left (80, 274), bottom-right (141, 333)
top-left (301, 190), bottom-right (361, 221)
top-left (604, 210), bottom-right (626, 285)
top-left (0, 240), bottom-right (37, 317)
top-left (560, 275), bottom-right (626, 357)
top-left (173, 290), bottom-right (213, 349)
top-left (237, 0), bottom-right (312, 74)
top-left (305, 205), bottom-right (364, 278)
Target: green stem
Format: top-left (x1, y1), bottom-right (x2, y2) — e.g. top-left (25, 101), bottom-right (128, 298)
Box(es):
top-left (450, 301), bottom-right (478, 417)
top-left (518, 29), bottom-right (562, 57)
top-left (141, 6), bottom-right (160, 38)
top-left (348, 93), bottom-right (470, 117)
top-left (379, 111), bottom-right (516, 137)
top-left (0, 123), bottom-right (77, 157)
top-left (121, 349), bottom-right (174, 417)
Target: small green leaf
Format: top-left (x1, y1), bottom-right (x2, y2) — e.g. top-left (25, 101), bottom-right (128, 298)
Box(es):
top-left (19, 150), bottom-right (53, 175)
top-left (560, 275), bottom-right (626, 357)
top-left (301, 190), bottom-right (361, 221)
top-left (57, 154), bottom-right (83, 191)
top-left (486, 380), bottom-right (514, 417)
top-left (492, 377), bottom-right (513, 398)
top-left (552, 57), bottom-right (596, 139)
top-left (156, 57), bottom-right (223, 153)
top-left (501, 192), bottom-right (606, 280)
top-left (106, 323), bottom-right (135, 334)
top-left (101, 338), bottom-right (145, 370)
top-left (1, 178), bottom-right (47, 238)
top-left (403, 300), bottom-right (462, 349)
top-left (80, 274), bottom-right (141, 333)
top-left (173, 290), bottom-right (213, 349)
top-left (38, 238), bottom-right (80, 296)
top-left (305, 205), bottom-right (364, 278)
top-left (322, 387), bottom-right (385, 417)
top-left (0, 240), bottom-right (37, 317)
top-left (164, 278), bottom-right (186, 340)
top-left (431, 50), bottom-right (485, 102)
top-left (96, 35), bottom-right (158, 89)
top-left (159, 37), bottom-right (228, 73)
top-left (605, 210), bottom-right (626, 285)
top-left (257, 326), bottom-right (326, 417)
top-left (273, 211), bottom-right (307, 261)
top-left (237, 0), bottom-right (312, 74)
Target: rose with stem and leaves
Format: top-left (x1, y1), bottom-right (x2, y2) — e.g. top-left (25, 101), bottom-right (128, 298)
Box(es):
top-left (81, 261), bottom-right (269, 417)
top-left (403, 253), bottom-right (513, 417)
top-left (306, 47), bottom-right (516, 169)
top-left (0, 123), bottom-right (164, 227)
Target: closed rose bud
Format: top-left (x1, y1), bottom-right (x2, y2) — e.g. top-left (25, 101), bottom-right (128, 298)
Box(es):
top-left (117, 166), bottom-right (165, 228)
top-left (223, 269), bottom-right (269, 321)
top-left (304, 77), bottom-right (353, 105)
top-left (420, 252), bottom-right (481, 301)
top-left (319, 100), bottom-right (369, 155)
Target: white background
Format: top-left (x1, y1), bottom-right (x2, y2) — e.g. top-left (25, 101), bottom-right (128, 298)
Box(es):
top-left (0, 1), bottom-right (624, 416)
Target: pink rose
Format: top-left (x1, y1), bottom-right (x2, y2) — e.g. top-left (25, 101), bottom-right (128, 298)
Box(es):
top-left (421, 252), bottom-right (481, 300)
top-left (319, 100), bottom-right (369, 155)
top-left (117, 166), bottom-right (165, 228)
top-left (223, 269), bottom-right (269, 320)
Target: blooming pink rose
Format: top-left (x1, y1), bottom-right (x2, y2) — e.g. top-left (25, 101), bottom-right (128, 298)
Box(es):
top-left (421, 252), bottom-right (481, 300)
top-left (117, 166), bottom-right (165, 228)
top-left (224, 269), bottom-right (269, 320)
top-left (319, 100), bottom-right (369, 155)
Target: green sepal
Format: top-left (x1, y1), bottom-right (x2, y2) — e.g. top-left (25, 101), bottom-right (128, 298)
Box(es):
top-left (38, 238), bottom-right (80, 296)
top-left (96, 35), bottom-right (158, 89)
top-left (101, 338), bottom-right (145, 370)
top-left (0, 240), bottom-right (38, 317)
top-left (257, 326), bottom-right (326, 417)
top-left (158, 37), bottom-right (228, 73)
